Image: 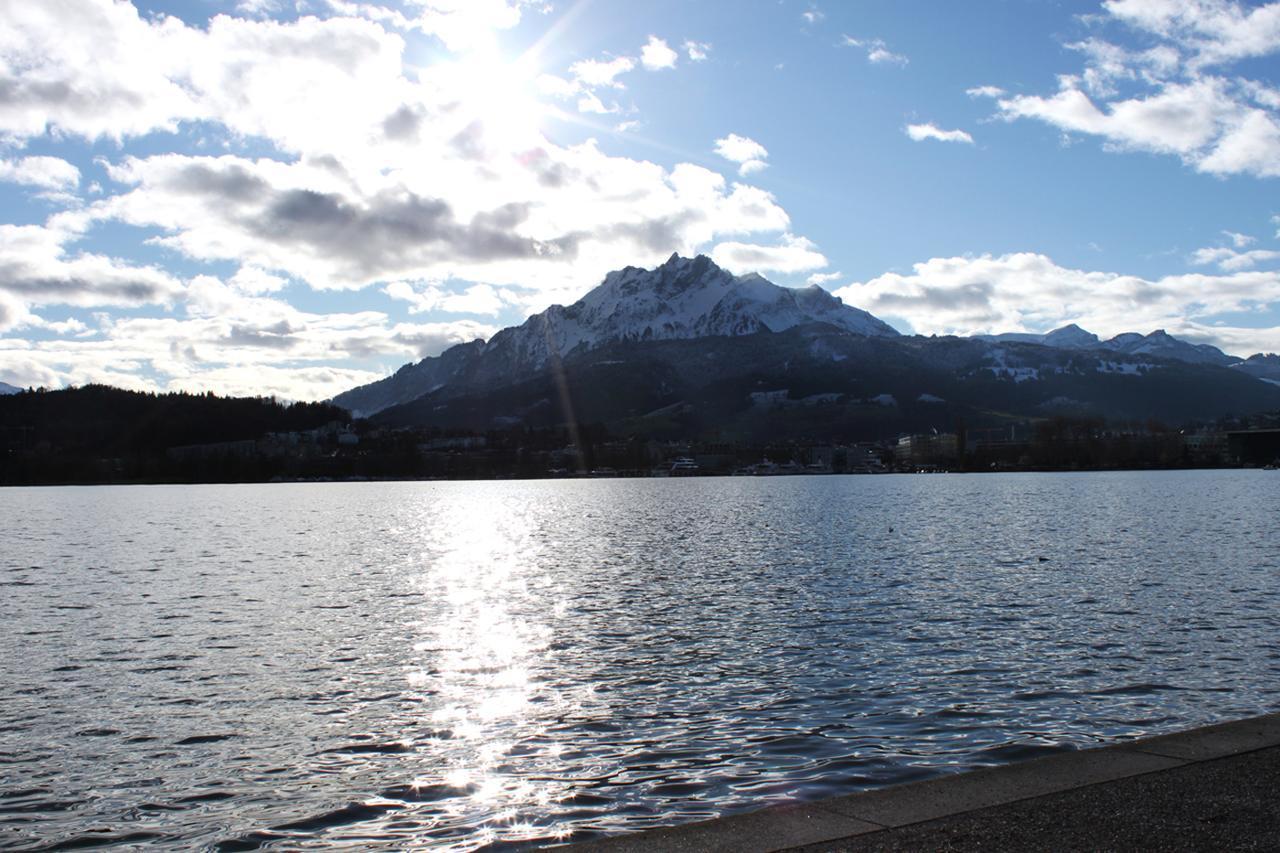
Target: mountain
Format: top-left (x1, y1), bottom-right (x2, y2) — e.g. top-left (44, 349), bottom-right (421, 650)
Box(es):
top-left (335, 253), bottom-right (898, 416)
top-left (334, 340), bottom-right (486, 421)
top-left (980, 325), bottom-right (1237, 366)
top-left (1234, 353), bottom-right (1280, 385)
top-left (1102, 329), bottom-right (1238, 366)
top-left (0, 382), bottom-right (21, 395)
top-left (367, 326), bottom-right (1280, 442)
top-left (982, 323), bottom-right (1101, 349)
top-left (332, 255), bottom-right (1280, 436)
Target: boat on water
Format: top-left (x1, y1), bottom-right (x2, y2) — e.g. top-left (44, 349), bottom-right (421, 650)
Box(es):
top-left (669, 457), bottom-right (700, 476)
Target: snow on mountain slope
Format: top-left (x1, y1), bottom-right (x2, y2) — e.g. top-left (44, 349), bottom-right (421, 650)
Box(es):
top-left (482, 253), bottom-right (897, 368)
top-left (1042, 324), bottom-right (1101, 348)
top-left (1105, 330), bottom-right (1235, 365)
top-left (980, 324), bottom-right (1100, 348)
top-left (1232, 352), bottom-right (1280, 383)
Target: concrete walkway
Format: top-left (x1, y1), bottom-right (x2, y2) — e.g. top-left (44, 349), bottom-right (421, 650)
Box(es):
top-left (573, 712), bottom-right (1280, 852)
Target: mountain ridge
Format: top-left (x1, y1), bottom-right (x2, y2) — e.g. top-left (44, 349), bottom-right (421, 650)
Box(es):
top-left (333, 255), bottom-right (1279, 421)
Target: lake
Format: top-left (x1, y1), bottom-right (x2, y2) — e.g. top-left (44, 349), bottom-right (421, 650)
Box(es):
top-left (2, 471), bottom-right (1278, 850)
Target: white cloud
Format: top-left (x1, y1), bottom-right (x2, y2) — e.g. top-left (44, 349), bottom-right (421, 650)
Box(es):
top-left (1191, 245), bottom-right (1280, 271)
top-left (841, 35), bottom-right (908, 66)
top-left (326, 0), bottom-right (543, 54)
top-left (1223, 229), bottom-right (1255, 248)
top-left (987, 1), bottom-right (1280, 178)
top-left (967, 85), bottom-right (1006, 98)
top-left (550, 52), bottom-right (637, 113)
top-left (0, 1), bottom-right (201, 141)
top-left (868, 46), bottom-right (909, 65)
top-left (1195, 107), bottom-right (1280, 177)
top-left (384, 280), bottom-right (510, 315)
top-left (802, 8), bottom-right (824, 25)
top-left (640, 36), bottom-right (678, 71)
top-left (807, 271), bottom-right (843, 285)
top-left (535, 73), bottom-right (576, 99)
top-left (0, 223), bottom-right (184, 330)
top-left (714, 133), bottom-right (770, 176)
top-left (711, 234), bottom-right (827, 274)
top-left (569, 55), bottom-right (635, 89)
top-left (833, 251), bottom-right (1280, 356)
top-left (576, 91), bottom-right (616, 114)
top-left (998, 77), bottom-right (1280, 177)
top-left (683, 40), bottom-right (710, 62)
top-left (408, 0), bottom-right (537, 52)
top-left (229, 266), bottom-right (288, 294)
top-left (0, 157), bottom-right (81, 192)
top-left (905, 123), bottom-right (974, 144)
top-left (0, 271), bottom-right (502, 399)
top-left (1000, 78), bottom-right (1223, 153)
top-left (1103, 0), bottom-right (1280, 69)
top-left (237, 0), bottom-right (283, 17)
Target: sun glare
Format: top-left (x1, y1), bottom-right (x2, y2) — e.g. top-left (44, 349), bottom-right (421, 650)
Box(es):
top-left (446, 47), bottom-right (548, 144)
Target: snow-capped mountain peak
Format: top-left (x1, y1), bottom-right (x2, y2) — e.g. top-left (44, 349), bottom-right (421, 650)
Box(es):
top-left (479, 253), bottom-right (898, 369)
top-left (1040, 323), bottom-right (1100, 348)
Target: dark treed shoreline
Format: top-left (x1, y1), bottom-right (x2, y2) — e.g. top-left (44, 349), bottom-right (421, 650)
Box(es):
top-left (3, 384), bottom-right (1278, 486)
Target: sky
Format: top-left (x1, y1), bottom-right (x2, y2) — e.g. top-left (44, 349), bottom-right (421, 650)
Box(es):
top-left (1, 0), bottom-right (1279, 400)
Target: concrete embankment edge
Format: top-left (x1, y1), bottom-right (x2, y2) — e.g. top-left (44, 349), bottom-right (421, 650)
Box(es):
top-left (569, 711), bottom-right (1280, 852)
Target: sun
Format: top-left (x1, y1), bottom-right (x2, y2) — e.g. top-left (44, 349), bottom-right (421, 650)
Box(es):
top-left (440, 46), bottom-right (549, 146)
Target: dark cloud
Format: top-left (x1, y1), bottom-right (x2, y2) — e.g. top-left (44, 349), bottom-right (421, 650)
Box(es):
top-left (0, 260), bottom-right (176, 305)
top-left (0, 295), bottom-right (19, 330)
top-left (167, 160), bottom-right (270, 203)
top-left (519, 148), bottom-right (579, 188)
top-left (234, 180), bottom-right (577, 279)
top-left (333, 327), bottom-right (490, 359)
top-left (0, 77), bottom-right (147, 124)
top-left (135, 158), bottom-right (583, 282)
top-left (304, 154), bottom-right (347, 175)
top-left (448, 120), bottom-right (488, 160)
top-left (382, 104), bottom-right (423, 141)
top-left (871, 281), bottom-right (994, 311)
top-left (224, 319), bottom-right (301, 350)
top-left (602, 212), bottom-right (704, 255)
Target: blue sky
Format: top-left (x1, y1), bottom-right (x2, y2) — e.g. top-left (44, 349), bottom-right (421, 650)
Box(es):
top-left (1, 0), bottom-right (1278, 398)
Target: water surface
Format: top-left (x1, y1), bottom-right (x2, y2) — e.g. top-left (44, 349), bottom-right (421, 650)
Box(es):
top-left (2, 471), bottom-right (1278, 849)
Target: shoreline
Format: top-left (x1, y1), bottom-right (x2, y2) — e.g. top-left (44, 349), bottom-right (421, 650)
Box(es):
top-left (572, 712), bottom-right (1280, 851)
top-left (1, 464), bottom-right (1269, 488)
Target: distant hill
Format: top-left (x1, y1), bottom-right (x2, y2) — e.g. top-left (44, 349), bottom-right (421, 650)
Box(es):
top-left (0, 385), bottom-right (348, 455)
top-left (0, 381), bottom-right (21, 395)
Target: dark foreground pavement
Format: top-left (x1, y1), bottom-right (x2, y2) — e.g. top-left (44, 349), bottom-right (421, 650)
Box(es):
top-left (573, 712), bottom-right (1280, 852)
